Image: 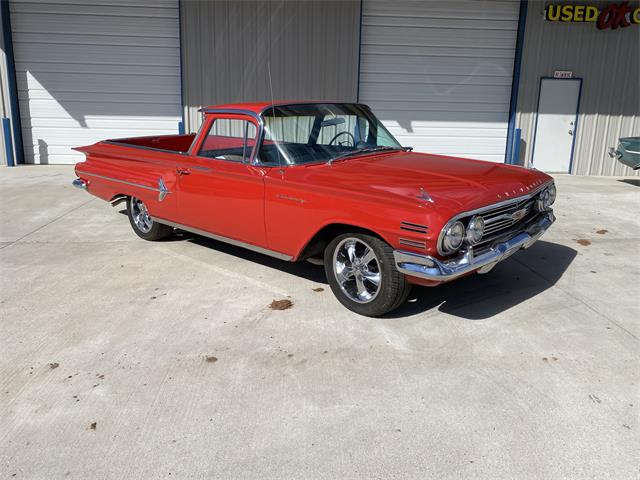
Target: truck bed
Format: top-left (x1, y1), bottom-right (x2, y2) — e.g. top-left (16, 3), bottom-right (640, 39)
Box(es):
top-left (106, 133), bottom-right (197, 154)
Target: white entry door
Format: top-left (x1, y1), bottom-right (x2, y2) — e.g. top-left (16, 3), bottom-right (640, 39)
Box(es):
top-left (532, 78), bottom-right (582, 173)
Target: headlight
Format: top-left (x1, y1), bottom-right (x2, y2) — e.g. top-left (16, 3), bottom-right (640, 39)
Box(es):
top-left (537, 188), bottom-right (550, 211)
top-left (547, 183), bottom-right (557, 206)
top-left (536, 184), bottom-right (556, 211)
top-left (466, 215), bottom-right (485, 244)
top-left (442, 221), bottom-right (465, 253)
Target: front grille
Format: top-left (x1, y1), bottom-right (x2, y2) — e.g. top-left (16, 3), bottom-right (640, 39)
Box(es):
top-left (482, 197), bottom-right (536, 236)
top-left (438, 189), bottom-right (546, 257)
top-left (471, 195), bottom-right (541, 255)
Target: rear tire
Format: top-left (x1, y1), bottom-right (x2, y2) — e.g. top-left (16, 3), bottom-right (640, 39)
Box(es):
top-left (324, 233), bottom-right (411, 317)
top-left (126, 197), bottom-right (173, 241)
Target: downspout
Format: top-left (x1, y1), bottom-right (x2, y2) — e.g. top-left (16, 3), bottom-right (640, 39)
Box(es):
top-left (504, 0), bottom-right (528, 165)
top-left (1, 0), bottom-right (24, 165)
top-left (355, 0), bottom-right (363, 103)
top-left (177, 0), bottom-right (186, 134)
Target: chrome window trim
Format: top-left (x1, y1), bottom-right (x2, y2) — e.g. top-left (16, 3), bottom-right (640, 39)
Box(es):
top-left (194, 113), bottom-right (263, 166)
top-left (436, 180), bottom-right (554, 256)
top-left (150, 217), bottom-right (293, 261)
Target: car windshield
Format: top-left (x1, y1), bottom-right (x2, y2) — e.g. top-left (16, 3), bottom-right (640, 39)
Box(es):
top-left (258, 103), bottom-right (403, 165)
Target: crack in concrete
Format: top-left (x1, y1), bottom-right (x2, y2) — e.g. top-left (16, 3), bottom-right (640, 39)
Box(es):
top-left (512, 256), bottom-right (638, 341)
top-left (0, 198), bottom-right (96, 250)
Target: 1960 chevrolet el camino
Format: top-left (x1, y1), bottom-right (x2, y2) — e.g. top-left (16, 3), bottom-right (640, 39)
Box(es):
top-left (73, 102), bottom-right (556, 316)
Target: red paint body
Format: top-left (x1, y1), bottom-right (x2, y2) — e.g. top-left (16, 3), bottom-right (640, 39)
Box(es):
top-left (74, 102), bottom-right (553, 284)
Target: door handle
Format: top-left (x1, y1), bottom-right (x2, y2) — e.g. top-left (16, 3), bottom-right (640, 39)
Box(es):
top-left (176, 167), bottom-right (191, 175)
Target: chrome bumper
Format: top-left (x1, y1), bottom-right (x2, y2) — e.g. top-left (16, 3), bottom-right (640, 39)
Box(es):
top-left (394, 211), bottom-right (555, 282)
top-left (72, 178), bottom-right (87, 189)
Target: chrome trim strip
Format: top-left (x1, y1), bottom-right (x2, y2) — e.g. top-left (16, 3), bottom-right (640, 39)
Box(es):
top-left (275, 194), bottom-right (306, 204)
top-left (197, 108), bottom-right (263, 122)
top-left (400, 221), bottom-right (428, 234)
top-left (396, 211), bottom-right (554, 282)
top-left (72, 178), bottom-right (87, 189)
top-left (76, 170), bottom-right (172, 202)
top-left (436, 181), bottom-right (553, 256)
top-left (399, 238), bottom-right (426, 249)
top-left (150, 217), bottom-right (293, 261)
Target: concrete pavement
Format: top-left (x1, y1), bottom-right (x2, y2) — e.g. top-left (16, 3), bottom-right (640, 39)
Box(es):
top-left (1, 166), bottom-right (638, 479)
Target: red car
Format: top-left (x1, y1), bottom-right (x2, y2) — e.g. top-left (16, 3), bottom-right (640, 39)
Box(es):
top-left (73, 102), bottom-right (556, 316)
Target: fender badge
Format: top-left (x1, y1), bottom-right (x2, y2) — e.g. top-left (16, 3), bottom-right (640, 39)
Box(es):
top-left (158, 178), bottom-right (170, 202)
top-left (417, 187), bottom-right (434, 203)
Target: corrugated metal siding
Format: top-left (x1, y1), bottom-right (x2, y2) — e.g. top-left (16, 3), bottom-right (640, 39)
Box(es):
top-left (180, 0), bottom-right (361, 132)
top-left (10, 0), bottom-right (181, 164)
top-left (358, 0), bottom-right (520, 162)
top-left (516, 0), bottom-right (640, 176)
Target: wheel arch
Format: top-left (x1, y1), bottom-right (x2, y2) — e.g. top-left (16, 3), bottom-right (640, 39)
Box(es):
top-left (109, 193), bottom-right (129, 207)
top-left (295, 222), bottom-right (392, 261)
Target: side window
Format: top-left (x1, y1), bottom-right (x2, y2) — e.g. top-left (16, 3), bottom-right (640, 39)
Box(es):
top-left (199, 118), bottom-right (257, 162)
top-left (374, 122), bottom-right (398, 148)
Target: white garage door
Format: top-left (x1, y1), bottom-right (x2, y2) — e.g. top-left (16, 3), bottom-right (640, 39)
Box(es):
top-left (359, 0), bottom-right (520, 162)
top-left (9, 0), bottom-right (181, 164)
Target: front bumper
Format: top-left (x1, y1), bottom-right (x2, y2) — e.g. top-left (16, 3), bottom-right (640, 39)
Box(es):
top-left (393, 211), bottom-right (555, 282)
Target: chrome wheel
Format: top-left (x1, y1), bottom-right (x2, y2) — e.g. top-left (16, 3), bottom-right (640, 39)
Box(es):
top-left (131, 197), bottom-right (152, 233)
top-left (332, 237), bottom-right (381, 303)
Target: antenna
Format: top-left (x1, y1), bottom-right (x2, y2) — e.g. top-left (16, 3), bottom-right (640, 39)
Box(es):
top-left (267, 62), bottom-right (283, 170)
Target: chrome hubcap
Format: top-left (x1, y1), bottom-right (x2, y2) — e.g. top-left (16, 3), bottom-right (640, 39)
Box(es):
top-left (333, 237), bottom-right (381, 303)
top-left (131, 197), bottom-right (152, 233)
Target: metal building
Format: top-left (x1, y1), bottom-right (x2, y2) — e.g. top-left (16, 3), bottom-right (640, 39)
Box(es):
top-left (1, 0), bottom-right (638, 176)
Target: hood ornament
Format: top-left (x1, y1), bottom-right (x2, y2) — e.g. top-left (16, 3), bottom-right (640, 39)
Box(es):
top-left (417, 187), bottom-right (434, 203)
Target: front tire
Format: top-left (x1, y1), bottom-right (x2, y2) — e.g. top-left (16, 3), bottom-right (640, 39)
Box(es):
top-left (126, 197), bottom-right (173, 241)
top-left (324, 233), bottom-right (411, 317)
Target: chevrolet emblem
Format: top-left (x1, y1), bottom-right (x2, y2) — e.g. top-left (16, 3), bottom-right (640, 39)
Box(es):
top-left (511, 208), bottom-right (528, 222)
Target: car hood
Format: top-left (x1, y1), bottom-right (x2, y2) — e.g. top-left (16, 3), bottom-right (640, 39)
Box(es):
top-left (303, 151), bottom-right (553, 211)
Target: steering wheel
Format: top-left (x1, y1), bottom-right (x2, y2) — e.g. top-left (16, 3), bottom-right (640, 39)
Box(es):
top-left (328, 131), bottom-right (356, 146)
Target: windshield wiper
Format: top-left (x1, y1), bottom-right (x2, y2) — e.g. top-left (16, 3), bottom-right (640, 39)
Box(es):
top-left (326, 146), bottom-right (401, 165)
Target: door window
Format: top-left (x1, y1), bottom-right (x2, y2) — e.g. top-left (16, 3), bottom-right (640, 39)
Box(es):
top-left (199, 118), bottom-right (257, 162)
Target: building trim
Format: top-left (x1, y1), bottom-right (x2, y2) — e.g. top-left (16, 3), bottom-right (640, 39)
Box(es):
top-left (504, 0), bottom-right (528, 165)
top-left (356, 0), bottom-right (363, 103)
top-left (1, 0), bottom-right (23, 165)
top-left (177, 0), bottom-right (186, 134)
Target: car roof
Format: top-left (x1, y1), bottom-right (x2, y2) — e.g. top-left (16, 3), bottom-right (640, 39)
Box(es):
top-left (199, 101), bottom-right (363, 115)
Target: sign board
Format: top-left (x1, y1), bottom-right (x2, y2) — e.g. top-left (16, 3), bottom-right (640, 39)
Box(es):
top-left (545, 3), bottom-right (640, 30)
top-left (554, 71), bottom-right (574, 79)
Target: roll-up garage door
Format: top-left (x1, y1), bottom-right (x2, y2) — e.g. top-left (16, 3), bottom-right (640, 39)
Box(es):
top-left (9, 0), bottom-right (181, 164)
top-left (359, 0), bottom-right (520, 162)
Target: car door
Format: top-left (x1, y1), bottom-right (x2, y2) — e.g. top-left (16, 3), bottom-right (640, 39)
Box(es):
top-left (175, 114), bottom-right (268, 247)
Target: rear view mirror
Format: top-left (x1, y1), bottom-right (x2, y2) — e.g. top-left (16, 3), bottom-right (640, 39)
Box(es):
top-left (321, 117), bottom-right (346, 127)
